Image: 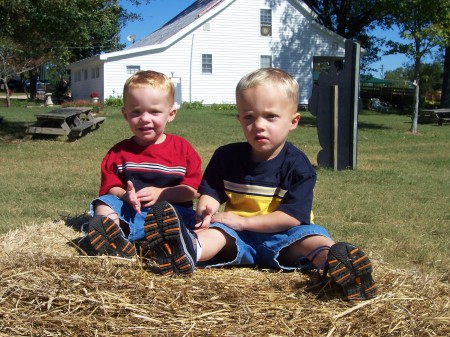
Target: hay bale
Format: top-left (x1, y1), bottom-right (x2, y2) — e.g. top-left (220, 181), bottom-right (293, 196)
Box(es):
top-left (0, 221), bottom-right (449, 336)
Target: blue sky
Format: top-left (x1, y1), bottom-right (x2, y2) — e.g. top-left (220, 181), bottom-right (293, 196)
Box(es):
top-left (119, 0), bottom-right (414, 79)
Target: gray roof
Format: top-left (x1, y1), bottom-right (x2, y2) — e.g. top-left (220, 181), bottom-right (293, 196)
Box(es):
top-left (129, 0), bottom-right (224, 49)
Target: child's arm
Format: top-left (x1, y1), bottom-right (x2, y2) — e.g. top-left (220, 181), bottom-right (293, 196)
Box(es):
top-left (196, 194), bottom-right (221, 229)
top-left (136, 184), bottom-right (198, 208)
top-left (110, 180), bottom-right (141, 213)
top-left (211, 210), bottom-right (300, 233)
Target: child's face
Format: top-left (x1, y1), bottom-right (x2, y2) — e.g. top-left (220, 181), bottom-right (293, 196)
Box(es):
top-left (122, 86), bottom-right (176, 146)
top-left (236, 83), bottom-right (300, 161)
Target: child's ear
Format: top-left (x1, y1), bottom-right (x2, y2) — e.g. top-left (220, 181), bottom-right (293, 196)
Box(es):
top-left (168, 106), bottom-right (177, 122)
top-left (121, 108), bottom-right (128, 121)
top-left (290, 112), bottom-right (301, 130)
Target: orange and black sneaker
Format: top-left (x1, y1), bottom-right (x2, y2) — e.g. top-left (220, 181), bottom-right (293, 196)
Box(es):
top-left (143, 201), bottom-right (197, 276)
top-left (88, 215), bottom-right (136, 258)
top-left (327, 242), bottom-right (378, 300)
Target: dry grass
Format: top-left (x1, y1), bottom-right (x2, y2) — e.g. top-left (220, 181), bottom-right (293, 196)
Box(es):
top-left (1, 221), bottom-right (448, 336)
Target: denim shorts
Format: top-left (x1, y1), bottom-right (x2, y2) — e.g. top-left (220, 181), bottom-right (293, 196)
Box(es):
top-left (197, 222), bottom-right (331, 271)
top-left (90, 194), bottom-right (196, 242)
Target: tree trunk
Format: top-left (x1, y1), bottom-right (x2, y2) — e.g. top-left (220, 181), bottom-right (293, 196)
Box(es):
top-left (29, 69), bottom-right (38, 101)
top-left (1, 78), bottom-right (12, 107)
top-left (410, 80), bottom-right (419, 133)
top-left (440, 46), bottom-right (450, 108)
top-left (410, 48), bottom-right (421, 134)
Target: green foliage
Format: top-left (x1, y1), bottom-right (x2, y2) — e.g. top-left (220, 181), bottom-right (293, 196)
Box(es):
top-left (181, 101), bottom-right (205, 109)
top-left (104, 96), bottom-right (123, 107)
top-left (179, 101), bottom-right (236, 111)
top-left (0, 0), bottom-right (142, 72)
top-left (384, 61), bottom-right (443, 108)
top-left (302, 0), bottom-right (396, 71)
top-left (386, 0), bottom-right (450, 76)
top-left (208, 103), bottom-right (236, 111)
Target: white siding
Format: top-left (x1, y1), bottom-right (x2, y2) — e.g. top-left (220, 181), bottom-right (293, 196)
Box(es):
top-left (70, 57), bottom-right (104, 101)
top-left (70, 0), bottom-right (345, 105)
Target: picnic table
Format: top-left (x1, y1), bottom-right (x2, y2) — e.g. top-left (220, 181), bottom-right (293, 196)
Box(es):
top-left (419, 108), bottom-right (450, 125)
top-left (25, 107), bottom-right (106, 141)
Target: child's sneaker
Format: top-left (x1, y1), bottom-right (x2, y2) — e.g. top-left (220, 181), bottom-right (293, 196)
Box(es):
top-left (88, 215), bottom-right (136, 258)
top-left (327, 242), bottom-right (378, 300)
top-left (143, 201), bottom-right (197, 276)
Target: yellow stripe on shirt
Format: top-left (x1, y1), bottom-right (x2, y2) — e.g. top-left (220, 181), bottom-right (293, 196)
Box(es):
top-left (223, 180), bottom-right (314, 222)
top-left (223, 180), bottom-right (285, 217)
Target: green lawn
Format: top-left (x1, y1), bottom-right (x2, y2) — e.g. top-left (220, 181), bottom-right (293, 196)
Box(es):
top-left (0, 104), bottom-right (449, 275)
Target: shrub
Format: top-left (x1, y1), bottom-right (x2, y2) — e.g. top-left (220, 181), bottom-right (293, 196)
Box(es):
top-left (181, 101), bottom-right (204, 110)
top-left (104, 96), bottom-right (123, 107)
top-left (208, 103), bottom-right (236, 111)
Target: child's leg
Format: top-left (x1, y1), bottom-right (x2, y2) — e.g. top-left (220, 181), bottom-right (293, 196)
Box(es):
top-left (279, 235), bottom-right (334, 268)
top-left (196, 227), bottom-right (235, 262)
top-left (143, 201), bottom-right (198, 275)
top-left (327, 242), bottom-right (378, 300)
top-left (279, 234), bottom-right (377, 300)
top-left (93, 200), bottom-right (119, 224)
top-left (88, 200), bottom-right (136, 258)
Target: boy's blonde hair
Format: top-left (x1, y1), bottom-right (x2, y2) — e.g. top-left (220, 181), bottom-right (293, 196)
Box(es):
top-left (123, 70), bottom-right (174, 105)
top-left (236, 68), bottom-right (299, 106)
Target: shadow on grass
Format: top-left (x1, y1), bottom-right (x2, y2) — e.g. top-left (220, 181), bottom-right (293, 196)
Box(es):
top-left (358, 121), bottom-right (391, 130)
top-left (0, 120), bottom-right (30, 141)
top-left (0, 119), bottom-right (63, 142)
top-left (299, 115), bottom-right (391, 130)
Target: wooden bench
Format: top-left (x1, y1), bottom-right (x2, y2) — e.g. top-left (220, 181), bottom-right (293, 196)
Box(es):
top-left (419, 108), bottom-right (450, 125)
top-left (93, 116), bottom-right (106, 125)
top-left (434, 110), bottom-right (450, 126)
top-left (68, 121), bottom-right (96, 141)
top-left (25, 107), bottom-right (107, 141)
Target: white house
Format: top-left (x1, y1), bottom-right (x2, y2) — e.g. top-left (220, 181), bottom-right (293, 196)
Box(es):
top-left (68, 0), bottom-right (345, 105)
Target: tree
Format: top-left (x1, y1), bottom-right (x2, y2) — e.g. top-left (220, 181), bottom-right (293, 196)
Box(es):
top-left (384, 61), bottom-right (443, 107)
top-left (0, 0), bottom-right (144, 101)
top-left (0, 38), bottom-right (42, 107)
top-left (302, 0), bottom-right (395, 71)
top-left (385, 0), bottom-right (450, 132)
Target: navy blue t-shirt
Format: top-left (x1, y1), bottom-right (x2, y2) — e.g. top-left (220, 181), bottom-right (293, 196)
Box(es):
top-left (199, 142), bottom-right (316, 224)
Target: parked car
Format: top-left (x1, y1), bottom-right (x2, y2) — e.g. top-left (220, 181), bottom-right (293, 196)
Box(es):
top-left (25, 80), bottom-right (47, 88)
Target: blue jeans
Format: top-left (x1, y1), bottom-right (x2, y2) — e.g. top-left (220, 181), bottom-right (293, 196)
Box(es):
top-left (90, 194), bottom-right (196, 242)
top-left (197, 222), bottom-right (331, 270)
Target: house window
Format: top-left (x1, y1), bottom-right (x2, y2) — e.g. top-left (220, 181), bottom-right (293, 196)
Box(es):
top-left (127, 65), bottom-right (140, 74)
top-left (260, 9), bottom-right (272, 36)
top-left (202, 54), bottom-right (212, 74)
top-left (260, 55), bottom-right (272, 68)
top-left (83, 69), bottom-right (88, 80)
top-left (92, 67), bottom-right (100, 79)
top-left (75, 71), bottom-right (81, 82)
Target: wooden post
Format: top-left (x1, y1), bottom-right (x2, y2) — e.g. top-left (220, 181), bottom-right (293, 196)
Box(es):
top-left (332, 85), bottom-right (339, 171)
top-left (308, 40), bottom-right (361, 170)
top-left (350, 42), bottom-right (360, 169)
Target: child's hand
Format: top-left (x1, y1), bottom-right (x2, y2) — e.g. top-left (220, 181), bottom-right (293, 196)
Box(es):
top-left (194, 205), bottom-right (214, 232)
top-left (211, 211), bottom-right (245, 231)
top-left (135, 186), bottom-right (162, 208)
top-left (124, 180), bottom-right (141, 213)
